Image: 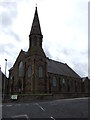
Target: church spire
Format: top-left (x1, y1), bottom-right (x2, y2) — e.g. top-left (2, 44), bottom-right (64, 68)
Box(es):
top-left (27, 6), bottom-right (46, 58)
top-left (29, 6), bottom-right (43, 49)
top-left (30, 6), bottom-right (42, 36)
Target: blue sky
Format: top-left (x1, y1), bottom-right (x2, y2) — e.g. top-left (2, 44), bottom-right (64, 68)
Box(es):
top-left (0, 0), bottom-right (88, 78)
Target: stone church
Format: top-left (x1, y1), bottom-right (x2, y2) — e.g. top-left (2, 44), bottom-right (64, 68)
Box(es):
top-left (9, 7), bottom-right (82, 95)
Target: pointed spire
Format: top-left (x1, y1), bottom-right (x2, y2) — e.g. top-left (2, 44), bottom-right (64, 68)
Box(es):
top-left (30, 6), bottom-right (42, 36)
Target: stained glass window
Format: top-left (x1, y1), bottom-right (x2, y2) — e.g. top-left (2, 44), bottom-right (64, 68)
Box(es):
top-left (53, 77), bottom-right (56, 87)
top-left (39, 66), bottom-right (43, 78)
top-left (19, 61), bottom-right (23, 77)
top-left (28, 66), bottom-right (32, 78)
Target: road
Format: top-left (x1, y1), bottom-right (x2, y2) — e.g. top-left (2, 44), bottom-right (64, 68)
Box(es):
top-left (2, 97), bottom-right (88, 119)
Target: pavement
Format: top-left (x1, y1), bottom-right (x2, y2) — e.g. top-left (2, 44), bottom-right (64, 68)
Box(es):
top-left (1, 97), bottom-right (89, 119)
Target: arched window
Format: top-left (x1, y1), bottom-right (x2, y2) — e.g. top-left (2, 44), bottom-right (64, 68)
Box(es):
top-left (53, 76), bottom-right (56, 87)
top-left (62, 79), bottom-right (66, 90)
top-left (28, 66), bottom-right (32, 78)
top-left (39, 66), bottom-right (43, 78)
top-left (19, 61), bottom-right (23, 77)
top-left (62, 79), bottom-right (65, 85)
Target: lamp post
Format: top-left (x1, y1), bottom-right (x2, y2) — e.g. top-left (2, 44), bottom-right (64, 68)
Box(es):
top-left (3, 59), bottom-right (7, 100)
top-left (5, 59), bottom-right (7, 76)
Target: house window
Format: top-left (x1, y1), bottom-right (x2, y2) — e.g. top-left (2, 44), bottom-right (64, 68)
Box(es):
top-left (39, 66), bottom-right (43, 78)
top-left (28, 66), bottom-right (32, 78)
top-left (19, 61), bottom-right (23, 77)
top-left (53, 76), bottom-right (56, 87)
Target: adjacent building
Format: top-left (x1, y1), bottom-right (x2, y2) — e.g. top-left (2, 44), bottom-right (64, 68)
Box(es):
top-left (0, 69), bottom-right (8, 99)
top-left (81, 77), bottom-right (90, 95)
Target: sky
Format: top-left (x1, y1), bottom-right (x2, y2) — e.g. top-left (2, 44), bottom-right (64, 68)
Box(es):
top-left (0, 0), bottom-right (88, 78)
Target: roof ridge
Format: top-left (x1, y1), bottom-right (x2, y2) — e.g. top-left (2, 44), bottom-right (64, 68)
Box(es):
top-left (63, 63), bottom-right (81, 78)
top-left (47, 57), bottom-right (66, 65)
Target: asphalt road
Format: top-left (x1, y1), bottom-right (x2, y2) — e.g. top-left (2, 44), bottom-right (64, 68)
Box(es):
top-left (2, 97), bottom-right (88, 119)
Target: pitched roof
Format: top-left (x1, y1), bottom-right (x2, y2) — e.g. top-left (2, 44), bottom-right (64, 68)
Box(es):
top-left (30, 7), bottom-right (42, 35)
top-left (47, 58), bottom-right (81, 78)
top-left (9, 49), bottom-right (26, 71)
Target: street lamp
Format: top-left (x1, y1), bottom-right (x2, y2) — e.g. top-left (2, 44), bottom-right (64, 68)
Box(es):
top-left (3, 59), bottom-right (7, 100)
top-left (5, 59), bottom-right (7, 76)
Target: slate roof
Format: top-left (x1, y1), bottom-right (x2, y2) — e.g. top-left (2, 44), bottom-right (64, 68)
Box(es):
top-left (30, 6), bottom-right (42, 36)
top-left (47, 58), bottom-right (81, 78)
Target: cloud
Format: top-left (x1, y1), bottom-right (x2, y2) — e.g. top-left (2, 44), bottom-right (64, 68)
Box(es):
top-left (7, 30), bottom-right (21, 42)
top-left (0, 0), bottom-right (20, 43)
top-left (0, 1), bottom-right (17, 26)
top-left (73, 62), bottom-right (88, 77)
top-left (0, 0), bottom-right (88, 78)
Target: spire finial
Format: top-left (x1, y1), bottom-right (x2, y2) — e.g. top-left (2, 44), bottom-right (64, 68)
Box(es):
top-left (30, 3), bottom-right (42, 36)
top-left (36, 3), bottom-right (37, 8)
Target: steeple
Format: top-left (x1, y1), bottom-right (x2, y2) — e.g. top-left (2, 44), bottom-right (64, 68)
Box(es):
top-left (29, 6), bottom-right (43, 49)
top-left (27, 7), bottom-right (46, 58)
top-left (30, 6), bottom-right (42, 36)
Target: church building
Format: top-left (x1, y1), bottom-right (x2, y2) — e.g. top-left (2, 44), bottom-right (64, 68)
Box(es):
top-left (9, 7), bottom-right (81, 96)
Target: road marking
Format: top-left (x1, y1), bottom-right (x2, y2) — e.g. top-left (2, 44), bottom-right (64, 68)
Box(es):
top-left (50, 116), bottom-right (55, 120)
top-left (40, 106), bottom-right (45, 111)
top-left (52, 97), bottom-right (88, 103)
top-left (35, 103), bottom-right (45, 111)
top-left (11, 114), bottom-right (29, 119)
top-left (63, 97), bottom-right (88, 101)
